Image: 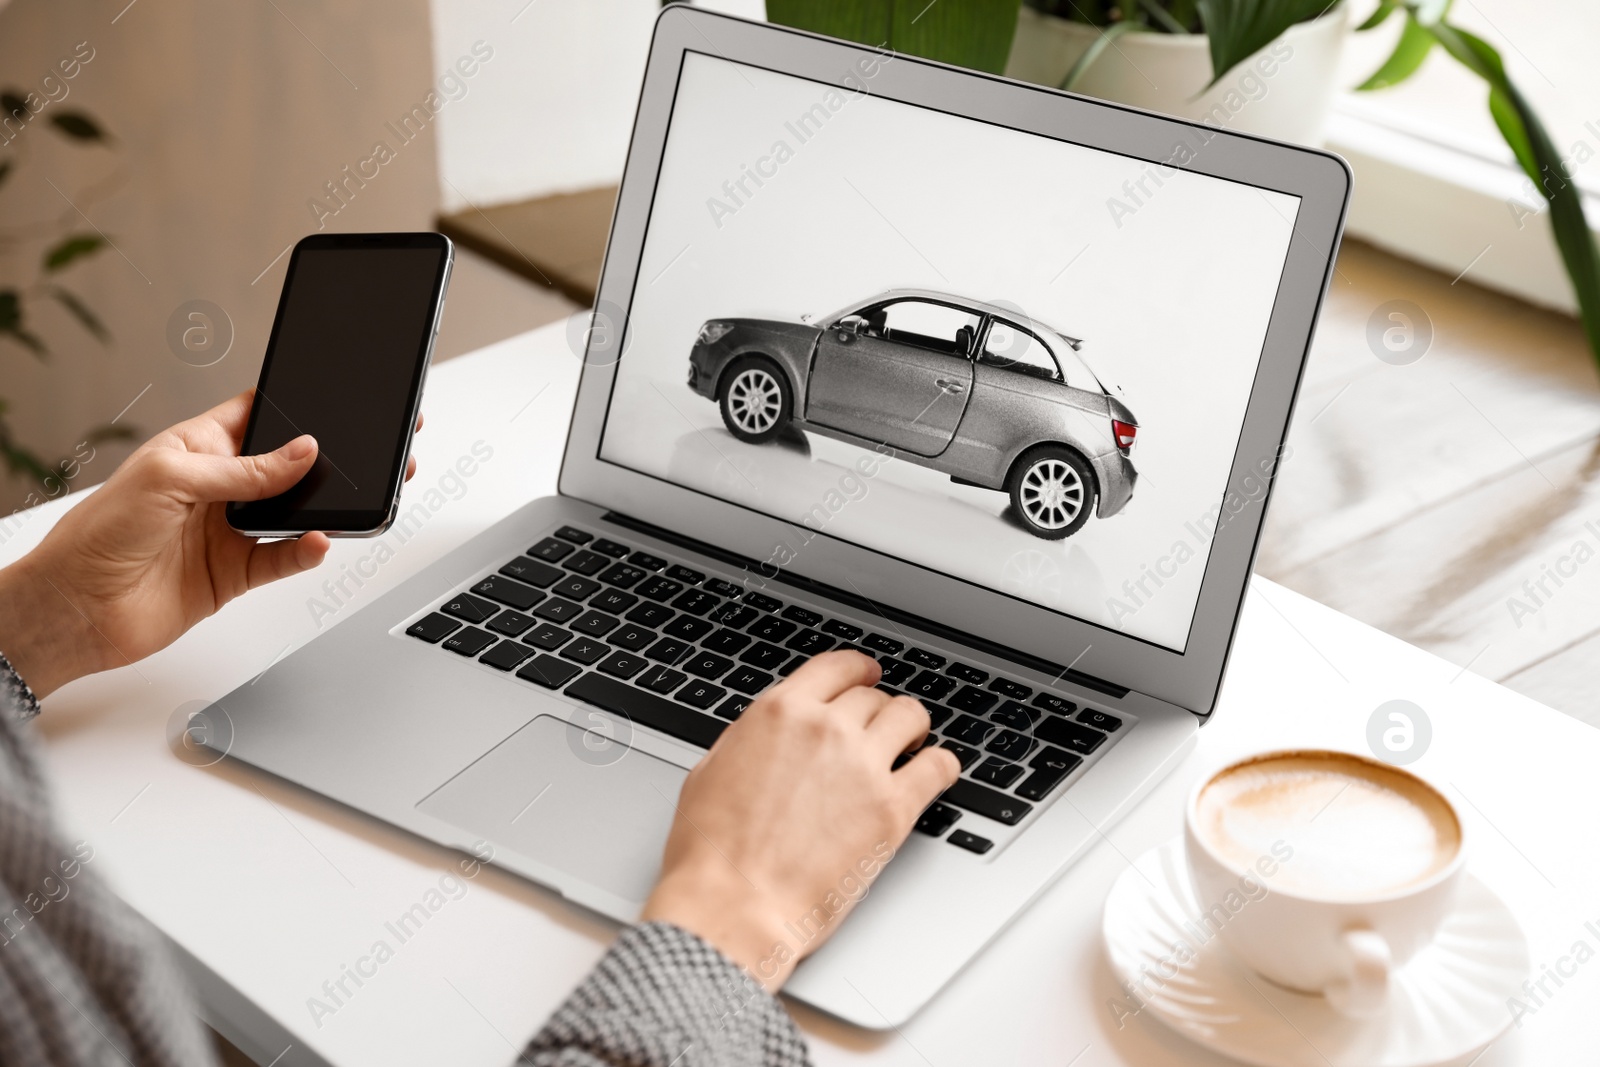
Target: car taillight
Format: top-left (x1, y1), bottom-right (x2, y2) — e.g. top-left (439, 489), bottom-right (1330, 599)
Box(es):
top-left (1112, 419), bottom-right (1137, 451)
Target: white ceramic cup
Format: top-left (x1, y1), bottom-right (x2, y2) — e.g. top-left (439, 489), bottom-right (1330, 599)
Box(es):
top-left (1183, 749), bottom-right (1467, 1018)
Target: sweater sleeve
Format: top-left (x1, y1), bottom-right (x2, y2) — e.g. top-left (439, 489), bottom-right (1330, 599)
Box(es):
top-left (521, 922), bottom-right (812, 1067)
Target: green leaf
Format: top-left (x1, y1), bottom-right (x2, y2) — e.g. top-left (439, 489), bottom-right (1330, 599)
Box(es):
top-left (766, 0), bottom-right (1025, 75)
top-left (1356, 0), bottom-right (1396, 30)
top-left (766, 1), bottom-right (893, 49)
top-left (1428, 22), bottom-right (1600, 364)
top-left (1137, 0), bottom-right (1191, 33)
top-left (49, 111), bottom-right (108, 142)
top-left (0, 290), bottom-right (47, 358)
top-left (1355, 13), bottom-right (1434, 90)
top-left (0, 160), bottom-right (12, 189)
top-left (0, 91), bottom-right (29, 123)
top-left (1060, 19), bottom-right (1144, 90)
top-left (1194, 0), bottom-right (1337, 88)
top-left (0, 438), bottom-right (55, 487)
top-left (47, 286), bottom-right (110, 344)
top-left (43, 234), bottom-right (107, 272)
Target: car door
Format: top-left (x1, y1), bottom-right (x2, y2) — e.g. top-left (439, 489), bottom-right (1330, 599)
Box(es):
top-left (804, 299), bottom-right (978, 457)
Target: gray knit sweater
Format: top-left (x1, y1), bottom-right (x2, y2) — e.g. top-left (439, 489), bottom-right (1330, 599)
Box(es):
top-left (0, 655), bottom-right (811, 1067)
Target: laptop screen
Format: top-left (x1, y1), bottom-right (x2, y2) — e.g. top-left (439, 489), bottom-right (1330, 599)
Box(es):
top-left (598, 50), bottom-right (1300, 655)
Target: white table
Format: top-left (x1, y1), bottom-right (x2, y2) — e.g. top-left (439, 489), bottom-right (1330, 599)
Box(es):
top-left (10, 324), bottom-right (1595, 1067)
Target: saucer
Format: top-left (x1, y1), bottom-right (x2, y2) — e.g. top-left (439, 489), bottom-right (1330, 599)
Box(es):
top-left (1101, 838), bottom-right (1529, 1067)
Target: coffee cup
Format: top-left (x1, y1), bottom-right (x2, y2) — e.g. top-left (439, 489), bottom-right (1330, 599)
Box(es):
top-left (1183, 749), bottom-right (1466, 1018)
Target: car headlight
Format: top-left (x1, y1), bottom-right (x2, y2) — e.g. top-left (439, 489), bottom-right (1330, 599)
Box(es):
top-left (697, 321), bottom-right (734, 345)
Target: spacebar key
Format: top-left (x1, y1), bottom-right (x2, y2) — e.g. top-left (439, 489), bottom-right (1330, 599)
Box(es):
top-left (565, 673), bottom-right (726, 750)
top-left (941, 780), bottom-right (1033, 826)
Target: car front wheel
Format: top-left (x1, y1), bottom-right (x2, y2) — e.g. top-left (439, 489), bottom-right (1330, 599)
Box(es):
top-left (1008, 446), bottom-right (1097, 540)
top-left (718, 356), bottom-right (792, 443)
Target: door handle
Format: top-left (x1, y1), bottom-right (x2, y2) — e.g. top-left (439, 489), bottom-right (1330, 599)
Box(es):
top-left (935, 378), bottom-right (966, 394)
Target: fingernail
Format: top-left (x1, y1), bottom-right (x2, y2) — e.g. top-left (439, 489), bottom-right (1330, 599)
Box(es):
top-left (282, 435), bottom-right (316, 460)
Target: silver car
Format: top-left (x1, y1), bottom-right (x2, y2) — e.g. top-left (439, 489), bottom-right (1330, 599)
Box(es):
top-left (687, 289), bottom-right (1138, 540)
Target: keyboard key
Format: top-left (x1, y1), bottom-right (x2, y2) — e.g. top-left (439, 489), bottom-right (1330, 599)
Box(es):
top-left (554, 575), bottom-right (602, 601)
top-left (704, 578), bottom-right (744, 598)
top-left (528, 537), bottom-right (575, 562)
top-left (715, 694), bottom-right (752, 720)
top-left (778, 654), bottom-right (807, 677)
top-left (708, 602), bottom-right (758, 628)
top-left (723, 666), bottom-right (773, 695)
top-left (663, 615), bottom-right (713, 642)
top-left (636, 576), bottom-right (683, 601)
top-left (990, 700), bottom-right (1040, 730)
top-left (638, 665), bottom-right (687, 694)
top-left (561, 550), bottom-right (611, 576)
top-left (554, 525), bottom-right (592, 544)
top-left (442, 592), bottom-right (498, 624)
top-left (947, 685), bottom-right (998, 714)
top-left (625, 602), bottom-right (674, 627)
top-left (905, 671), bottom-right (957, 701)
top-left (1077, 708), bottom-right (1123, 732)
top-left (443, 627), bottom-right (496, 657)
top-left (480, 641), bottom-right (534, 671)
top-left (1035, 716), bottom-right (1106, 755)
top-left (948, 830), bottom-right (994, 854)
top-left (903, 647), bottom-right (945, 670)
top-left (939, 739), bottom-right (981, 770)
top-left (702, 628), bottom-right (752, 655)
top-left (914, 802), bottom-right (961, 836)
top-left (407, 612), bottom-right (460, 643)
top-left (781, 605), bottom-right (823, 627)
top-left (985, 729), bottom-right (1034, 762)
top-left (821, 619), bottom-right (864, 640)
top-left (947, 715), bottom-right (994, 746)
top-left (524, 624), bottom-right (573, 650)
top-left (739, 642), bottom-right (789, 670)
top-left (684, 652), bottom-right (734, 679)
top-left (747, 616), bottom-right (796, 642)
top-left (942, 780), bottom-right (1032, 826)
top-left (862, 633), bottom-right (904, 655)
top-left (743, 592), bottom-right (782, 613)
top-left (592, 538), bottom-right (631, 558)
top-left (1016, 761), bottom-right (1076, 802)
top-left (598, 651), bottom-right (648, 679)
top-left (589, 588), bottom-right (638, 614)
top-left (973, 757), bottom-right (1025, 788)
top-left (946, 662), bottom-right (988, 685)
top-left (675, 680), bottom-right (726, 709)
top-left (989, 677), bottom-right (1032, 701)
top-left (572, 610), bottom-right (620, 637)
top-left (473, 576), bottom-right (544, 611)
top-left (532, 596), bottom-right (583, 623)
top-left (600, 563), bottom-right (648, 589)
top-left (486, 609), bottom-right (536, 637)
top-left (1031, 745), bottom-right (1082, 771)
top-left (665, 564), bottom-right (704, 584)
top-left (500, 556), bottom-right (563, 587)
top-left (838, 644), bottom-right (878, 659)
top-left (671, 589), bottom-right (720, 616)
top-left (628, 551), bottom-right (668, 571)
top-left (1032, 692), bottom-right (1076, 715)
top-left (565, 672), bottom-right (726, 749)
top-left (925, 703), bottom-right (953, 730)
top-left (784, 628), bottom-right (833, 655)
top-left (559, 637), bottom-right (610, 664)
top-left (609, 623), bottom-right (657, 652)
top-left (645, 637), bottom-right (692, 663)
top-left (517, 654), bottom-right (581, 689)
top-left (879, 659), bottom-right (917, 686)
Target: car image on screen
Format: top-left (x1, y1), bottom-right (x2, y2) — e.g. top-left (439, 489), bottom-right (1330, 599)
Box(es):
top-left (687, 290), bottom-right (1139, 540)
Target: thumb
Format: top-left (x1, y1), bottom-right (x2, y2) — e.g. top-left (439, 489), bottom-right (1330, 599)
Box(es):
top-left (162, 435), bottom-right (319, 503)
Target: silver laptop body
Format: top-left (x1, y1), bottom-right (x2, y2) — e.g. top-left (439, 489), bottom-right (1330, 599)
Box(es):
top-left (208, 7), bottom-right (1349, 1028)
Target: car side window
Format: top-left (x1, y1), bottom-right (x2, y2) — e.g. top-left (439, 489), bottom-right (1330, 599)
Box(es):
top-left (980, 320), bottom-right (1061, 382)
top-left (878, 300), bottom-right (982, 357)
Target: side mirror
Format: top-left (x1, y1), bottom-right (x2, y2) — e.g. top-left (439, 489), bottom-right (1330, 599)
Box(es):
top-left (834, 315), bottom-right (867, 343)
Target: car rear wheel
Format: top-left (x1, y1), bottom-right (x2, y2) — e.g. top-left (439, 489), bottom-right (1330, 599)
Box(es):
top-left (719, 356), bottom-right (792, 443)
top-left (1008, 446), bottom-right (1096, 540)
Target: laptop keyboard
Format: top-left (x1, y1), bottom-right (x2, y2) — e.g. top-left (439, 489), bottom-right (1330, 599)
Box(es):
top-left (401, 523), bottom-right (1130, 857)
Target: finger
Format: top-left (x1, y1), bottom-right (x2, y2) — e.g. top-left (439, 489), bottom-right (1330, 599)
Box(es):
top-left (864, 695), bottom-right (933, 759)
top-left (245, 530), bottom-right (330, 590)
top-left (772, 648), bottom-right (880, 703)
top-left (892, 746), bottom-right (962, 821)
top-left (156, 434), bottom-right (318, 503)
top-left (826, 684), bottom-right (889, 726)
top-left (405, 455), bottom-right (417, 482)
top-left (415, 411), bottom-right (424, 433)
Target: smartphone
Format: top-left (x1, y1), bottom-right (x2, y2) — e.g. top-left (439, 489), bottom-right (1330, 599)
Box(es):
top-left (227, 232), bottom-right (452, 537)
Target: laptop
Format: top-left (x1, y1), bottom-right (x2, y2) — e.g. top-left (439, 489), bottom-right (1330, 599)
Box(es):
top-left (209, 6), bottom-right (1349, 1028)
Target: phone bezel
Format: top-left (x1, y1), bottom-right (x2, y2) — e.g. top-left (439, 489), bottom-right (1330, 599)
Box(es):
top-left (226, 231), bottom-right (453, 537)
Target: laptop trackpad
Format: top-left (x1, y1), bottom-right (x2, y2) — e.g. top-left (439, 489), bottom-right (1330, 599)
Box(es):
top-left (416, 713), bottom-right (688, 907)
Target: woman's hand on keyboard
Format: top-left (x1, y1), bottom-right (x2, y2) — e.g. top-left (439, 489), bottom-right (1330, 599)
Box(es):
top-left (640, 649), bottom-right (960, 991)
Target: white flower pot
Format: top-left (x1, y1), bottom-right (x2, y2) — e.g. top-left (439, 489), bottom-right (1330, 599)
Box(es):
top-left (1004, 4), bottom-right (1351, 146)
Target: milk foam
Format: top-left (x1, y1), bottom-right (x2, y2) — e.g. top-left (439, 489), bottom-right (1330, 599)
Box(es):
top-left (1196, 754), bottom-right (1460, 899)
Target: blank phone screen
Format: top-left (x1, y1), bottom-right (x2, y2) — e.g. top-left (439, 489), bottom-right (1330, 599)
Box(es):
top-left (233, 239), bottom-right (447, 529)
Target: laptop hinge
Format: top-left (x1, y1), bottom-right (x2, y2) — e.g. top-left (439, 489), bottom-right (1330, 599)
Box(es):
top-left (601, 510), bottom-right (1130, 699)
